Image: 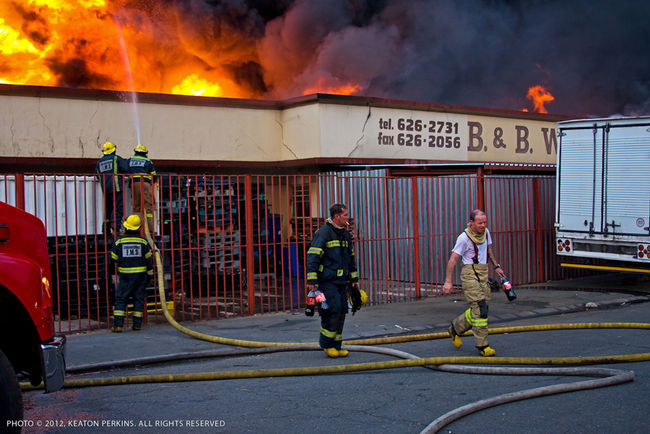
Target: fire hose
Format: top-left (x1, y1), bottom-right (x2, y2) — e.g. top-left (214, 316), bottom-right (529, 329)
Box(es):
top-left (20, 225), bottom-right (650, 433)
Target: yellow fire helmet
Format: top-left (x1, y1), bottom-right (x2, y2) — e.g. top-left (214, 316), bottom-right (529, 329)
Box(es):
top-left (102, 141), bottom-right (116, 155)
top-left (359, 289), bottom-right (368, 305)
top-left (134, 144), bottom-right (148, 153)
top-left (123, 214), bottom-right (142, 231)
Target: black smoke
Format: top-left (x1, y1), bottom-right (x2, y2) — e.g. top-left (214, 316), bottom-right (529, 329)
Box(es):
top-left (249, 0), bottom-right (650, 116)
top-left (47, 57), bottom-right (116, 89)
top-left (17, 0), bottom-right (650, 116)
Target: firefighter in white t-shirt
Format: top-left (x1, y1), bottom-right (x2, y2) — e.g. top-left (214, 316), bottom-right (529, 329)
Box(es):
top-left (442, 209), bottom-right (505, 357)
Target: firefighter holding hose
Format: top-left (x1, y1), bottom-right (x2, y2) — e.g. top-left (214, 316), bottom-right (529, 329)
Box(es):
top-left (128, 144), bottom-right (156, 235)
top-left (110, 214), bottom-right (153, 332)
top-left (306, 203), bottom-right (363, 358)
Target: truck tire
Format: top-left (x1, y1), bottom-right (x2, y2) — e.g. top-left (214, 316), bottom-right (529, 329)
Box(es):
top-left (0, 348), bottom-right (23, 433)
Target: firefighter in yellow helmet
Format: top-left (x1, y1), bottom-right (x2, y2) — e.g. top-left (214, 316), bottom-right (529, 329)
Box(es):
top-left (95, 141), bottom-right (128, 237)
top-left (128, 144), bottom-right (157, 235)
top-left (110, 215), bottom-right (153, 332)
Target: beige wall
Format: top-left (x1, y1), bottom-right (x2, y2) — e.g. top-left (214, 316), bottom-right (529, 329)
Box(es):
top-left (0, 90), bottom-right (560, 165)
top-left (319, 104), bottom-right (558, 164)
top-left (279, 104), bottom-right (321, 160)
top-left (0, 94), bottom-right (283, 161)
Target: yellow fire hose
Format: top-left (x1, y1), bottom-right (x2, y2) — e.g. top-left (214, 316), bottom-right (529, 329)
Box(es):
top-left (145, 223), bottom-right (650, 348)
top-left (20, 225), bottom-right (650, 433)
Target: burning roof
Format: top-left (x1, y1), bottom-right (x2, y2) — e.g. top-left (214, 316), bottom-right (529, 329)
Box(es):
top-left (0, 0), bottom-right (648, 116)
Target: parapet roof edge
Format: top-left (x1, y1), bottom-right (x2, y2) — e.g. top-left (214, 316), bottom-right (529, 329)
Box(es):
top-left (0, 83), bottom-right (573, 121)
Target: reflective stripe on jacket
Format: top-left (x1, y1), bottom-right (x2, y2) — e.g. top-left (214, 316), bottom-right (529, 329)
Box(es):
top-left (110, 233), bottom-right (153, 275)
top-left (128, 154), bottom-right (156, 183)
top-left (306, 221), bottom-right (358, 285)
top-left (96, 153), bottom-right (128, 192)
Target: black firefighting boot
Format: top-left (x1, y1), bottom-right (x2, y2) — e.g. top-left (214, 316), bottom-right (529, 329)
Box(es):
top-left (132, 318), bottom-right (142, 331)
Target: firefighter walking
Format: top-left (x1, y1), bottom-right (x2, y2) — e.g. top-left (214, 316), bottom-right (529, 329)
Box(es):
top-left (95, 141), bottom-right (128, 237)
top-left (128, 144), bottom-right (156, 235)
top-left (442, 209), bottom-right (506, 356)
top-left (110, 215), bottom-right (153, 332)
top-left (306, 203), bottom-right (361, 358)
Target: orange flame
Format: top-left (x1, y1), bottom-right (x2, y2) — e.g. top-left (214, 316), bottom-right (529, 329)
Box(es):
top-left (302, 78), bottom-right (362, 96)
top-left (526, 85), bottom-right (555, 113)
top-left (0, 1), bottom-right (251, 97)
top-left (171, 74), bottom-right (224, 97)
top-left (0, 1), bottom-right (363, 99)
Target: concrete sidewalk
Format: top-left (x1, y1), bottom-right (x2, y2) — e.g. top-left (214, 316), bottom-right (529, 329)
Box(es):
top-left (63, 277), bottom-right (650, 370)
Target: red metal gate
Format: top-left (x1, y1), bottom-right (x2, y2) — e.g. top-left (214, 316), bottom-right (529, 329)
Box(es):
top-left (0, 171), bottom-right (581, 333)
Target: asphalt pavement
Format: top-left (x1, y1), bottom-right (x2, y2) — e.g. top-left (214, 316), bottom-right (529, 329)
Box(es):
top-left (22, 272), bottom-right (650, 434)
top-left (64, 273), bottom-right (650, 370)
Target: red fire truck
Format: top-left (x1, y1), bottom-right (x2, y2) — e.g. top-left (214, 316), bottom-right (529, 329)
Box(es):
top-left (0, 201), bottom-right (66, 429)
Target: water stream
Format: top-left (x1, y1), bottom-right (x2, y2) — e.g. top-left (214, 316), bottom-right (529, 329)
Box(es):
top-left (114, 19), bottom-right (141, 146)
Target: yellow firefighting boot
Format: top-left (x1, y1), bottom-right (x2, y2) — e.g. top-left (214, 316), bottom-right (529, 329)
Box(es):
top-left (111, 317), bottom-right (123, 333)
top-left (337, 349), bottom-right (349, 357)
top-left (448, 324), bottom-right (462, 348)
top-left (478, 346), bottom-right (496, 357)
top-left (323, 348), bottom-right (339, 358)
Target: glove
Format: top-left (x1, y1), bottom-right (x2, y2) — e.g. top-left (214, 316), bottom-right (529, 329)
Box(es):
top-left (349, 285), bottom-right (362, 315)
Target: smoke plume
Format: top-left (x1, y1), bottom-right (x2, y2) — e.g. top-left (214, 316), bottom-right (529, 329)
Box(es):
top-left (1, 0), bottom-right (648, 116)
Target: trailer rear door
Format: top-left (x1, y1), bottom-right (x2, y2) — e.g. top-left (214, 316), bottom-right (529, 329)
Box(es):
top-left (557, 117), bottom-right (650, 237)
top-left (605, 120), bottom-right (650, 236)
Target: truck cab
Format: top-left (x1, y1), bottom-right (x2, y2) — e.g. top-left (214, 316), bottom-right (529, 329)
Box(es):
top-left (0, 201), bottom-right (66, 427)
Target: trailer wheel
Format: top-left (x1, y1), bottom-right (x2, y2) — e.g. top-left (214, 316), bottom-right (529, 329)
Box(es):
top-left (0, 348), bottom-right (23, 433)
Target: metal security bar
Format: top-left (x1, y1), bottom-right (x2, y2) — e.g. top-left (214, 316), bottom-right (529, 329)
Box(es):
top-left (0, 171), bottom-right (587, 333)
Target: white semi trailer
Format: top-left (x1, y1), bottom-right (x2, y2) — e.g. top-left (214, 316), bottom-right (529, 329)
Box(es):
top-left (555, 116), bottom-right (650, 272)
